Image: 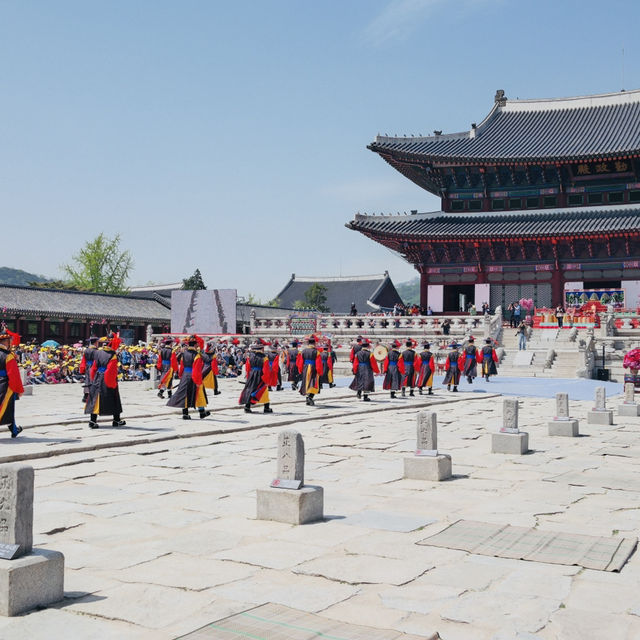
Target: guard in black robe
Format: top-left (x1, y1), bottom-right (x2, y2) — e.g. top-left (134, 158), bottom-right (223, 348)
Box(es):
top-left (201, 341), bottom-right (221, 395)
top-left (85, 335), bottom-right (125, 428)
top-left (0, 331), bottom-right (24, 437)
top-left (286, 341), bottom-right (301, 390)
top-left (415, 342), bottom-right (435, 395)
top-left (443, 343), bottom-right (462, 392)
top-left (79, 336), bottom-right (99, 403)
top-left (266, 345), bottom-right (282, 391)
top-left (240, 341), bottom-right (272, 413)
top-left (297, 337), bottom-right (323, 406)
top-left (167, 336), bottom-right (210, 420)
top-left (319, 343), bottom-right (336, 389)
top-left (479, 338), bottom-right (499, 381)
top-left (349, 336), bottom-right (363, 365)
top-left (156, 338), bottom-right (178, 399)
top-left (349, 340), bottom-right (379, 401)
top-left (382, 339), bottom-right (403, 398)
top-left (401, 340), bottom-right (417, 397)
top-left (461, 336), bottom-right (478, 384)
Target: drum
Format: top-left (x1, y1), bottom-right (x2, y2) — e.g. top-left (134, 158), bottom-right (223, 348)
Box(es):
top-left (373, 344), bottom-right (388, 361)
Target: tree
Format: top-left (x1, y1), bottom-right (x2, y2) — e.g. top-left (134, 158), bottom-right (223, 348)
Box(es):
top-left (182, 268), bottom-right (206, 290)
top-left (245, 293), bottom-right (262, 305)
top-left (28, 280), bottom-right (87, 291)
top-left (303, 284), bottom-right (329, 312)
top-left (62, 233), bottom-right (133, 294)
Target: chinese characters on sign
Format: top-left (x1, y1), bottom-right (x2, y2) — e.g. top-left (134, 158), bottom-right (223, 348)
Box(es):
top-left (574, 160), bottom-right (630, 177)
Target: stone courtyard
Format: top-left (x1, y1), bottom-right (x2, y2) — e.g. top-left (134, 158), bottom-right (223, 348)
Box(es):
top-left (0, 377), bottom-right (639, 639)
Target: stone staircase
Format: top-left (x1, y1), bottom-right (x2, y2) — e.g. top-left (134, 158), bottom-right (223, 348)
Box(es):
top-left (497, 327), bottom-right (587, 378)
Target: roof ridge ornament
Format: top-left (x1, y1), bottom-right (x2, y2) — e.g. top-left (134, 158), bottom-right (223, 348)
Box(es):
top-left (494, 89), bottom-right (507, 106)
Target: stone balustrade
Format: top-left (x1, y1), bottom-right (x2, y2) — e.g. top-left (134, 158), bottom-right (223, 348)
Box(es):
top-left (250, 312), bottom-right (501, 337)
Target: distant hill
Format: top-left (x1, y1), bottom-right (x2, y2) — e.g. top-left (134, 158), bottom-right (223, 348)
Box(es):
top-left (395, 276), bottom-right (419, 305)
top-left (0, 267), bottom-right (51, 287)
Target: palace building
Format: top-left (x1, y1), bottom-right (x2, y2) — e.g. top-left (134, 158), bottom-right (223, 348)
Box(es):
top-left (347, 89), bottom-right (640, 312)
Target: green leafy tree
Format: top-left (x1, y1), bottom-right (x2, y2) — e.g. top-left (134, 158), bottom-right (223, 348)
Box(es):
top-left (62, 233), bottom-right (133, 294)
top-left (293, 300), bottom-right (308, 310)
top-left (28, 280), bottom-right (87, 291)
top-left (245, 293), bottom-right (262, 305)
top-left (267, 297), bottom-right (281, 307)
top-left (303, 284), bottom-right (329, 312)
top-left (182, 268), bottom-right (206, 290)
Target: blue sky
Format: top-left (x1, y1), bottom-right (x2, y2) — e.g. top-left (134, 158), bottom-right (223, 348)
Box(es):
top-left (2, 0), bottom-right (639, 300)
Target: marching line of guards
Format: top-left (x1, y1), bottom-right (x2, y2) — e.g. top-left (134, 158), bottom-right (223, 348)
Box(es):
top-left (0, 331), bottom-right (499, 438)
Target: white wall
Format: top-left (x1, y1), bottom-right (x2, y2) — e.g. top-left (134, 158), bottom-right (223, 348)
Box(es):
top-left (427, 285), bottom-right (444, 312)
top-left (623, 281), bottom-right (640, 309)
top-left (475, 283), bottom-right (490, 308)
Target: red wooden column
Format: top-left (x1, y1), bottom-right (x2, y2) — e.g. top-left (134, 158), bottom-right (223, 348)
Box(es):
top-left (419, 270), bottom-right (429, 309)
top-left (551, 240), bottom-right (564, 306)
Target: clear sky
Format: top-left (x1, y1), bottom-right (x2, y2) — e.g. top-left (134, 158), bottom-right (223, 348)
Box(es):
top-left (2, 0), bottom-right (639, 300)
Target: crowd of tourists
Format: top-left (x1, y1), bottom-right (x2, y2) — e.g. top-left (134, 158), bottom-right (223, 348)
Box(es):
top-left (9, 339), bottom-right (251, 386)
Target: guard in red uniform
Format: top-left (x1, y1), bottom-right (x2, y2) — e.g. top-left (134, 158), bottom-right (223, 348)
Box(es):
top-left (478, 338), bottom-right (499, 381)
top-left (266, 344), bottom-right (281, 391)
top-left (319, 341), bottom-right (336, 389)
top-left (461, 336), bottom-right (478, 384)
top-left (401, 340), bottom-right (417, 397)
top-left (202, 340), bottom-right (221, 395)
top-left (0, 330), bottom-right (23, 438)
top-left (415, 341), bottom-right (436, 395)
top-left (297, 336), bottom-right (323, 406)
top-left (240, 340), bottom-right (273, 413)
top-left (79, 336), bottom-right (99, 403)
top-left (156, 337), bottom-right (179, 399)
top-left (349, 338), bottom-right (379, 401)
top-left (286, 341), bottom-right (301, 391)
top-left (382, 339), bottom-right (403, 398)
top-left (167, 335), bottom-right (210, 420)
top-left (443, 343), bottom-right (462, 392)
top-left (349, 336), bottom-right (363, 364)
top-left (85, 334), bottom-right (126, 429)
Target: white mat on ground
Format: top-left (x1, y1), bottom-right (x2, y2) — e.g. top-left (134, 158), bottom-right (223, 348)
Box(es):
top-left (178, 602), bottom-right (436, 640)
top-left (418, 519), bottom-right (636, 572)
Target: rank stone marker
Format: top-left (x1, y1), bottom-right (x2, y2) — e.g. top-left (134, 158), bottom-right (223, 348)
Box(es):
top-left (256, 429), bottom-right (323, 525)
top-left (619, 383), bottom-right (640, 417)
top-left (19, 368), bottom-right (32, 396)
top-left (548, 392), bottom-right (580, 437)
top-left (587, 386), bottom-right (614, 425)
top-left (492, 398), bottom-right (529, 454)
top-left (0, 464), bottom-right (64, 616)
top-left (404, 411), bottom-right (452, 481)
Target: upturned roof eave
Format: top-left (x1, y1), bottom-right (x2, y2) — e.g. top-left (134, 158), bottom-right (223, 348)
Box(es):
top-left (370, 144), bottom-right (640, 166)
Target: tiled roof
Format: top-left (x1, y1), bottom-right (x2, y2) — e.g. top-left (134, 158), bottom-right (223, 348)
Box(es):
top-left (347, 204), bottom-right (640, 240)
top-left (0, 286), bottom-right (171, 322)
top-left (370, 89), bottom-right (640, 162)
top-left (275, 274), bottom-right (403, 313)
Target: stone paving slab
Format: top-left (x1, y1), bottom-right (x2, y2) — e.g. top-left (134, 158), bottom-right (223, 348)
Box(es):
top-left (418, 519), bottom-right (637, 571)
top-left (336, 510), bottom-right (437, 532)
top-left (2, 378), bottom-right (640, 638)
top-left (178, 602), bottom-right (435, 640)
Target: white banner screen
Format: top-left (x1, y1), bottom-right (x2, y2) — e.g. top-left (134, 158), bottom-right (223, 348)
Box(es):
top-left (171, 289), bottom-right (237, 334)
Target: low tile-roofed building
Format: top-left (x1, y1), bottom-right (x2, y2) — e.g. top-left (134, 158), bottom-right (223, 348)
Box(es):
top-left (0, 285), bottom-right (170, 343)
top-left (275, 273), bottom-right (403, 313)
